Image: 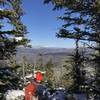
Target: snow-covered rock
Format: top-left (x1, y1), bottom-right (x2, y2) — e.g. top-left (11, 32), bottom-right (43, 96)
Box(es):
top-left (5, 90), bottom-right (24, 100)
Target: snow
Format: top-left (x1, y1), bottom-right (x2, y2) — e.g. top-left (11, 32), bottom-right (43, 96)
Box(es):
top-left (0, 8), bottom-right (4, 10)
top-left (4, 89), bottom-right (88, 100)
top-left (74, 93), bottom-right (87, 100)
top-left (5, 90), bottom-right (24, 100)
top-left (25, 74), bottom-right (33, 78)
top-left (15, 37), bottom-right (23, 41)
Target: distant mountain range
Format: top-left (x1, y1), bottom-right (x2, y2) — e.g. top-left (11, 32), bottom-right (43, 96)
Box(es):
top-left (16, 47), bottom-right (73, 65)
top-left (17, 47), bottom-right (74, 54)
top-left (15, 47), bottom-right (95, 84)
top-left (16, 47), bottom-right (93, 66)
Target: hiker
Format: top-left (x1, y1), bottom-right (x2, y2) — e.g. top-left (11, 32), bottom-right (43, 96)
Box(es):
top-left (25, 80), bottom-right (38, 100)
top-left (25, 71), bottom-right (43, 100)
top-left (35, 71), bottom-right (47, 100)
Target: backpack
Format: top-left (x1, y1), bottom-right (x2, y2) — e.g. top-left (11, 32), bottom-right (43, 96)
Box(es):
top-left (36, 84), bottom-right (47, 100)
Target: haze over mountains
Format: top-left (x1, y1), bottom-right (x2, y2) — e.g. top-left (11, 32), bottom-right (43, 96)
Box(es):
top-left (17, 46), bottom-right (74, 54)
top-left (15, 47), bottom-right (95, 86)
top-left (16, 47), bottom-right (74, 65)
top-left (16, 46), bottom-right (93, 66)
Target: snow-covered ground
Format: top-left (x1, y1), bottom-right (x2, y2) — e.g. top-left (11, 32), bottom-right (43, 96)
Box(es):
top-left (4, 89), bottom-right (94, 100)
top-left (5, 90), bottom-right (24, 100)
top-left (74, 93), bottom-right (87, 100)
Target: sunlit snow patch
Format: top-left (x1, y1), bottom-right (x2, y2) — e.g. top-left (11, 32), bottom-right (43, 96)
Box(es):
top-left (5, 90), bottom-right (24, 100)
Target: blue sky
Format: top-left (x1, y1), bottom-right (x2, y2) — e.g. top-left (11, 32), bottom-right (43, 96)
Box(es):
top-left (22, 0), bottom-right (75, 48)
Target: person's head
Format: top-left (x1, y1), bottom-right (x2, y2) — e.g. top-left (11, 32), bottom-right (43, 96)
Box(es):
top-left (35, 71), bottom-right (43, 83)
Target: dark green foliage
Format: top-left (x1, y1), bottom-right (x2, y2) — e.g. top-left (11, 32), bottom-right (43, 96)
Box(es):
top-left (44, 0), bottom-right (100, 97)
top-left (0, 67), bottom-right (21, 99)
top-left (0, 0), bottom-right (29, 98)
top-left (35, 54), bottom-right (44, 71)
top-left (45, 59), bottom-right (55, 88)
top-left (44, 0), bottom-right (100, 51)
top-left (61, 40), bottom-right (86, 92)
top-left (0, 0), bottom-right (29, 59)
top-left (71, 40), bottom-right (86, 92)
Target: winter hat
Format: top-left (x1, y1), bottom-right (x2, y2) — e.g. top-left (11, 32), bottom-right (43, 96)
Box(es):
top-left (36, 71), bottom-right (43, 82)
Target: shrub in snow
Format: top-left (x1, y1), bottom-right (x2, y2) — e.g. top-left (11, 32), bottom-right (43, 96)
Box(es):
top-left (5, 90), bottom-right (24, 100)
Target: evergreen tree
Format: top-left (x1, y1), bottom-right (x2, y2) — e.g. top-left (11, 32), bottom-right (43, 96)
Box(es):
top-left (61, 58), bottom-right (74, 89)
top-left (72, 40), bottom-right (86, 92)
top-left (44, 0), bottom-right (100, 96)
top-left (0, 0), bottom-right (29, 60)
top-left (61, 40), bottom-right (86, 92)
top-left (45, 59), bottom-right (55, 88)
top-left (35, 53), bottom-right (44, 71)
top-left (0, 0), bottom-right (29, 98)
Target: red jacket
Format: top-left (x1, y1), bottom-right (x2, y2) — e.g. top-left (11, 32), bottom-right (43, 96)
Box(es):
top-left (25, 82), bottom-right (37, 100)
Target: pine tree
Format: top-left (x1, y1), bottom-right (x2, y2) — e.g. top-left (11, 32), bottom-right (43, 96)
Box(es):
top-left (44, 0), bottom-right (100, 96)
top-left (45, 59), bottom-right (55, 88)
top-left (35, 53), bottom-right (44, 71)
top-left (72, 40), bottom-right (86, 92)
top-left (0, 0), bottom-right (29, 60)
top-left (0, 0), bottom-right (29, 98)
